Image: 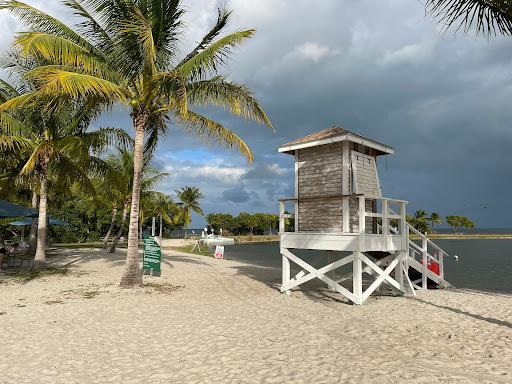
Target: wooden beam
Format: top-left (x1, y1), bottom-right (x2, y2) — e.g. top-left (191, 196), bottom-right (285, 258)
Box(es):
top-left (281, 248), bottom-right (290, 295)
top-left (282, 249), bottom-right (357, 303)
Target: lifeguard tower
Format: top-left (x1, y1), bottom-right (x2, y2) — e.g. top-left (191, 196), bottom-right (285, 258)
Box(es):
top-left (278, 127), bottom-right (450, 305)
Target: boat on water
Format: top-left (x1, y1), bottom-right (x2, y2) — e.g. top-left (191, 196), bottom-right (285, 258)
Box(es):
top-left (200, 235), bottom-right (235, 246)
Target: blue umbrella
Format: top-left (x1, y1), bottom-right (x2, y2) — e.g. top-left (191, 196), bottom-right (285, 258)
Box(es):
top-left (0, 200), bottom-right (38, 218)
top-left (9, 216), bottom-right (69, 226)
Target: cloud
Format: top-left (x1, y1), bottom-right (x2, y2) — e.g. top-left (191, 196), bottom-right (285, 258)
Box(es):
top-left (222, 185), bottom-right (250, 203)
top-left (1, 0), bottom-right (511, 228)
top-left (294, 42), bottom-right (331, 62)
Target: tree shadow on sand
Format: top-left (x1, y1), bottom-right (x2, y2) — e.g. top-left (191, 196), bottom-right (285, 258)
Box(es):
top-left (407, 296), bottom-right (512, 330)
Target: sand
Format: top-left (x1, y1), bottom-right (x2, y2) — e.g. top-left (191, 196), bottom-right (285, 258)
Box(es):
top-left (0, 248), bottom-right (511, 384)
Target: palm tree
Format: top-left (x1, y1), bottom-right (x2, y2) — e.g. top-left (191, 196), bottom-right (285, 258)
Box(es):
top-left (176, 186), bottom-right (203, 236)
top-left (426, 0), bottom-right (512, 36)
top-left (0, 75), bottom-right (126, 269)
top-left (429, 212), bottom-right (442, 234)
top-left (143, 192), bottom-right (180, 238)
top-left (107, 148), bottom-right (169, 253)
top-left (0, 0), bottom-right (273, 287)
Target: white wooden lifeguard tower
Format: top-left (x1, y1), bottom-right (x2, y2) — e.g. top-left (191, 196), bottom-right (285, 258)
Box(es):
top-left (278, 127), bottom-right (451, 305)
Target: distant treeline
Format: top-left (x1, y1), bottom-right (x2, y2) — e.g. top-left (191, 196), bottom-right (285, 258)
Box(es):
top-left (206, 213), bottom-right (279, 235)
top-left (407, 210), bottom-right (475, 234)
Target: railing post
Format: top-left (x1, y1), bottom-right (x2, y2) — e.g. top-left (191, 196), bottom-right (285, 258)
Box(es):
top-left (342, 196), bottom-right (349, 233)
top-left (279, 201), bottom-right (285, 233)
top-left (382, 199), bottom-right (389, 235)
top-left (422, 236), bottom-right (428, 289)
top-left (438, 250), bottom-right (444, 280)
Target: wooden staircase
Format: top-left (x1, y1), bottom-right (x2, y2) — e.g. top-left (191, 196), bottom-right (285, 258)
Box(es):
top-left (382, 218), bottom-right (452, 290)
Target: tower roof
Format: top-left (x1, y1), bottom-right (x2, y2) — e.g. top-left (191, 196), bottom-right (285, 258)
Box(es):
top-left (278, 127), bottom-right (394, 155)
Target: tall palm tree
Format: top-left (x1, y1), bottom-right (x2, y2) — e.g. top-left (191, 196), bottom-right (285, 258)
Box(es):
top-left (176, 186), bottom-right (203, 236)
top-left (426, 0), bottom-right (512, 36)
top-left (0, 0), bottom-right (273, 287)
top-left (429, 212), bottom-right (442, 233)
top-left (0, 75), bottom-right (126, 269)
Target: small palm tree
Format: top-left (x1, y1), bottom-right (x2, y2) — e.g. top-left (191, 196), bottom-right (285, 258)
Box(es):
top-left (0, 0), bottom-right (273, 287)
top-left (429, 212), bottom-right (442, 234)
top-left (426, 0), bottom-right (512, 36)
top-left (106, 148), bottom-right (169, 253)
top-left (176, 186), bottom-right (203, 236)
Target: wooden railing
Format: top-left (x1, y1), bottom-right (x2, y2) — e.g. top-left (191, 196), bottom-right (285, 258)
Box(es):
top-left (279, 194), bottom-right (408, 238)
top-left (385, 208), bottom-right (449, 287)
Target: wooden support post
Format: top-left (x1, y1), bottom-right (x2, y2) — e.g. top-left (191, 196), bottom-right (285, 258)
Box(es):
top-left (279, 201), bottom-right (285, 233)
top-left (294, 150), bottom-right (299, 233)
top-left (281, 248), bottom-right (290, 295)
top-left (353, 252), bottom-right (363, 305)
top-left (342, 141), bottom-right (350, 233)
top-left (382, 199), bottom-right (389, 235)
top-left (422, 237), bottom-right (428, 289)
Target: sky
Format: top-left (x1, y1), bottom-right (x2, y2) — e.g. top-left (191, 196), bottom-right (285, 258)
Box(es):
top-left (1, 0), bottom-right (512, 228)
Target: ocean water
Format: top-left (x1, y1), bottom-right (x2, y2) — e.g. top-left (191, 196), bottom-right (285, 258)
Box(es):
top-left (222, 240), bottom-right (512, 294)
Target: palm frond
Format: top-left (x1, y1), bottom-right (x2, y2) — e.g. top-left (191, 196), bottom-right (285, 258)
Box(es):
top-left (117, 7), bottom-right (157, 76)
top-left (15, 32), bottom-right (105, 71)
top-left (25, 66), bottom-right (127, 101)
top-left (187, 76), bottom-right (273, 128)
top-left (176, 110), bottom-right (253, 163)
top-left (426, 0), bottom-right (512, 35)
top-left (177, 6), bottom-right (231, 67)
top-left (0, 92), bottom-right (36, 111)
top-left (0, 0), bottom-right (100, 52)
top-left (0, 134), bottom-right (32, 151)
top-left (0, 111), bottom-right (31, 136)
top-left (61, 0), bottom-right (112, 48)
top-left (148, 0), bottom-right (183, 68)
top-left (0, 79), bottom-right (21, 102)
top-left (176, 29), bottom-right (255, 80)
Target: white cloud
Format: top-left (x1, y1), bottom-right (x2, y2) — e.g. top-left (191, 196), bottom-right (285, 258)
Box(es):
top-left (295, 42), bottom-right (331, 62)
top-left (381, 42), bottom-right (434, 66)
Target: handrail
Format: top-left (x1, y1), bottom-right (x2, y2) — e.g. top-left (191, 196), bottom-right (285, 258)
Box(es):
top-left (389, 208), bottom-right (449, 256)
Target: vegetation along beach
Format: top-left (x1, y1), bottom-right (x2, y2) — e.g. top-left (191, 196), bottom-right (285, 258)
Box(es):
top-left (1, 0), bottom-right (511, 383)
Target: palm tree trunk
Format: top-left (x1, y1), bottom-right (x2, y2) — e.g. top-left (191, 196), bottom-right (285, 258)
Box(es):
top-left (103, 203), bottom-right (118, 248)
top-left (28, 190), bottom-right (38, 255)
top-left (109, 202), bottom-right (128, 253)
top-left (159, 213), bottom-right (163, 238)
top-left (33, 171), bottom-right (48, 271)
top-left (120, 113), bottom-right (146, 287)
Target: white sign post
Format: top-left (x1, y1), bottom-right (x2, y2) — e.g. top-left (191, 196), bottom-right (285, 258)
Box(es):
top-left (214, 245), bottom-right (225, 259)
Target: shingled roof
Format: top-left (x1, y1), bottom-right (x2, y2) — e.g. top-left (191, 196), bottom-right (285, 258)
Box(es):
top-left (278, 127), bottom-right (394, 155)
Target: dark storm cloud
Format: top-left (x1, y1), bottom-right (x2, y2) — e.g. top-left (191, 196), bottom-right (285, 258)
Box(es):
top-left (2, 0), bottom-right (511, 227)
top-left (222, 185), bottom-right (250, 203)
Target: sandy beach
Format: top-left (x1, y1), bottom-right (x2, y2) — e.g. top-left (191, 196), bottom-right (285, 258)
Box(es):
top-left (1, 248), bottom-right (511, 384)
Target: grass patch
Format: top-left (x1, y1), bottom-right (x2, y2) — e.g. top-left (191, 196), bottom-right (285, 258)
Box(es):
top-left (144, 282), bottom-right (183, 295)
top-left (164, 245), bottom-right (214, 257)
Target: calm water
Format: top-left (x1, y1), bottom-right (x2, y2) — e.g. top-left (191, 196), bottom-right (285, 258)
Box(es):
top-left (221, 240), bottom-right (512, 294)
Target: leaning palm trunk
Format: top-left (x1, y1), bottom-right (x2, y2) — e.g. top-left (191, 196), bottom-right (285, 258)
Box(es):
top-left (103, 203), bottom-right (118, 248)
top-left (120, 116), bottom-right (145, 287)
top-left (28, 191), bottom-right (38, 255)
top-left (33, 171), bottom-right (48, 271)
top-left (110, 202), bottom-right (128, 253)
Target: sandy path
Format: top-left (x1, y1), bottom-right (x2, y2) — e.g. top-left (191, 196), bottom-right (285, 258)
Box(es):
top-left (0, 248), bottom-right (511, 384)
